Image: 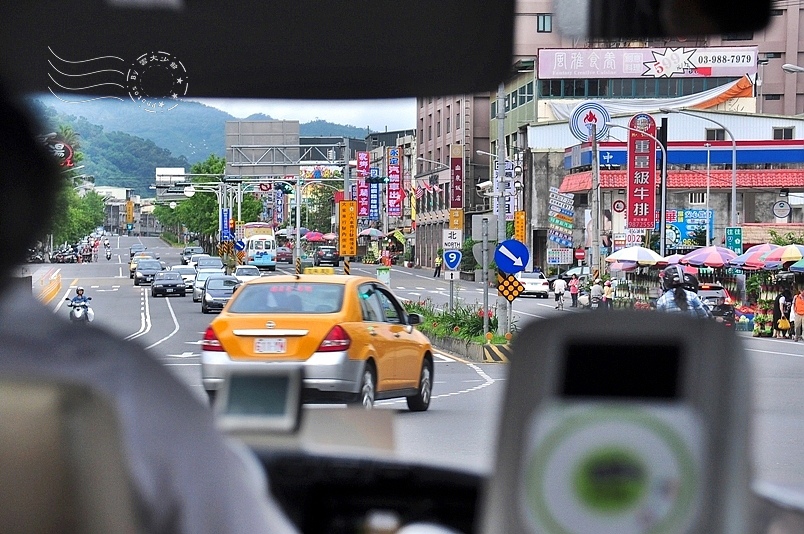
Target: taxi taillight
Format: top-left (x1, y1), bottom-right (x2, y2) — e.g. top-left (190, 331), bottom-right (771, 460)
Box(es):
top-left (317, 325), bottom-right (351, 352)
top-left (202, 327), bottom-right (223, 352)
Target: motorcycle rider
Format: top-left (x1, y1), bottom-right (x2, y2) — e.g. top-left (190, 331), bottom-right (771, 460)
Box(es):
top-left (69, 286), bottom-right (94, 322)
top-left (656, 265), bottom-right (712, 318)
top-left (590, 278), bottom-right (604, 309)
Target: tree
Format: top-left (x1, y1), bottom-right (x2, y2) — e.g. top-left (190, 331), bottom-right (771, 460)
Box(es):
top-left (689, 228), bottom-right (707, 247)
top-left (298, 184), bottom-right (335, 232)
top-left (769, 229), bottom-right (804, 246)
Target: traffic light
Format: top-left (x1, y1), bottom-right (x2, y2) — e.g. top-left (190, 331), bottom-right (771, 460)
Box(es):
top-left (274, 182), bottom-right (294, 194)
top-left (366, 176), bottom-right (389, 184)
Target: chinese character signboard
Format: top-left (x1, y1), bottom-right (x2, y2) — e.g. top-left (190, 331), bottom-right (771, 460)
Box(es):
top-left (548, 186), bottom-right (574, 247)
top-left (387, 147), bottom-right (402, 217)
top-left (339, 201), bottom-right (357, 257)
top-left (626, 113), bottom-right (657, 229)
top-left (493, 160), bottom-right (516, 221)
top-left (275, 191), bottom-right (283, 224)
top-left (725, 227), bottom-right (743, 255)
top-left (442, 229), bottom-right (463, 251)
top-left (538, 46), bottom-right (758, 79)
top-left (653, 209), bottom-right (714, 248)
top-left (357, 151), bottom-right (370, 179)
top-left (514, 210), bottom-right (526, 243)
top-left (357, 151), bottom-right (370, 218)
top-left (369, 183), bottom-right (380, 221)
top-left (449, 208), bottom-right (464, 230)
top-left (450, 145), bottom-right (463, 208)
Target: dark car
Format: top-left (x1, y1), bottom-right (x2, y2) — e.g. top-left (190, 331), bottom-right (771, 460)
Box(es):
top-left (181, 246), bottom-right (205, 265)
top-left (201, 275), bottom-right (240, 314)
top-left (133, 259), bottom-right (164, 286)
top-left (698, 283), bottom-right (736, 328)
top-left (276, 246), bottom-right (293, 263)
top-left (129, 244), bottom-right (146, 259)
top-left (313, 246), bottom-right (340, 267)
top-left (151, 271), bottom-right (186, 297)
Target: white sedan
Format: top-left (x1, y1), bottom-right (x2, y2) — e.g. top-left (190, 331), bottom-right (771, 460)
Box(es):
top-left (517, 271), bottom-right (550, 298)
top-left (233, 265), bottom-right (262, 284)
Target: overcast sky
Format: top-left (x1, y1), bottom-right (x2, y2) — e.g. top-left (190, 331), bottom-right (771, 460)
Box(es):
top-left (194, 98), bottom-right (417, 132)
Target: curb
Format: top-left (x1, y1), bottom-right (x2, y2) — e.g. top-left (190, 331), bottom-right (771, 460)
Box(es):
top-left (428, 335), bottom-right (510, 364)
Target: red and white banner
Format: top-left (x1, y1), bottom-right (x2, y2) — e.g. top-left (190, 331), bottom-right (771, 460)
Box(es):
top-left (626, 113), bottom-right (657, 230)
top-left (450, 152), bottom-right (463, 208)
top-left (387, 147), bottom-right (402, 216)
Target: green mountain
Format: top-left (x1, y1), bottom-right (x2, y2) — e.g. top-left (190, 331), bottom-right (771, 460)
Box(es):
top-left (30, 95), bottom-right (371, 162)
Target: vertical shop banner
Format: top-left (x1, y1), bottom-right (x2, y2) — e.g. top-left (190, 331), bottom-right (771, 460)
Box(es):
top-left (387, 147), bottom-right (402, 216)
top-left (275, 191), bottom-right (283, 224)
top-left (626, 113), bottom-right (657, 229)
top-left (357, 151), bottom-right (370, 218)
top-left (339, 200), bottom-right (357, 257)
top-left (450, 145), bottom-right (463, 208)
top-left (369, 183), bottom-right (380, 220)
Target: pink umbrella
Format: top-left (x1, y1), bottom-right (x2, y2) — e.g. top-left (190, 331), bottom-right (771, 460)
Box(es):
top-left (322, 232), bottom-right (337, 241)
top-left (302, 231), bottom-right (324, 242)
top-left (745, 243), bottom-right (779, 254)
top-left (679, 246), bottom-right (736, 268)
top-left (656, 253), bottom-right (684, 266)
top-left (609, 261), bottom-right (638, 272)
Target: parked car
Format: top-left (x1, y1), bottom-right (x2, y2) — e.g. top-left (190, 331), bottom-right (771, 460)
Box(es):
top-left (698, 283), bottom-right (736, 329)
top-left (276, 246), bottom-right (293, 263)
top-left (151, 271), bottom-right (186, 297)
top-left (516, 271), bottom-right (550, 298)
top-left (181, 246), bottom-right (205, 265)
top-left (201, 275), bottom-right (432, 410)
top-left (169, 265), bottom-right (197, 289)
top-left (200, 274), bottom-right (240, 314)
top-left (133, 259), bottom-right (164, 286)
top-left (313, 245), bottom-right (340, 266)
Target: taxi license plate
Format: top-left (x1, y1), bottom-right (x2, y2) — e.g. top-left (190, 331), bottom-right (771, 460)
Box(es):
top-left (254, 338), bottom-right (286, 354)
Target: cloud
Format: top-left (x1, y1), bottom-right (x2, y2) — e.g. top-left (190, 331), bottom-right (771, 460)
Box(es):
top-left (193, 98), bottom-right (416, 131)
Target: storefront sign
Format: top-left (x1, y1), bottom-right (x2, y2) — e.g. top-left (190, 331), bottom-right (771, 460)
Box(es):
top-left (450, 145), bottom-right (463, 208)
top-left (626, 113), bottom-right (657, 230)
top-left (339, 200), bottom-right (357, 257)
top-left (387, 147), bottom-right (402, 217)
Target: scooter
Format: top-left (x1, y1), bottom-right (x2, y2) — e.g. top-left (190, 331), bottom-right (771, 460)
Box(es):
top-left (106, 249), bottom-right (112, 261)
top-left (65, 297), bottom-right (94, 323)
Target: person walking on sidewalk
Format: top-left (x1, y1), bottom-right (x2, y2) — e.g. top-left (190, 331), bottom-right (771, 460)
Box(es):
top-left (568, 274), bottom-right (580, 307)
top-left (793, 287), bottom-right (804, 341)
top-left (433, 254), bottom-right (443, 278)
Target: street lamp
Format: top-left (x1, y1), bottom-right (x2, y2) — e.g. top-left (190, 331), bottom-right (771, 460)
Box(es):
top-left (659, 108), bottom-right (738, 228)
top-left (782, 63), bottom-right (804, 74)
top-left (705, 143), bottom-right (711, 246)
top-left (606, 122), bottom-right (669, 256)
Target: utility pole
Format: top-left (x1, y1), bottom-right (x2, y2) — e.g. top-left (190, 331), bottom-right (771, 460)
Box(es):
top-left (496, 82), bottom-right (508, 336)
top-left (589, 123), bottom-right (600, 279)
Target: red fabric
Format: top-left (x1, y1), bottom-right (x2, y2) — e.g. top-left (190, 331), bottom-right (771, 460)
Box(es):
top-left (560, 169), bottom-right (804, 193)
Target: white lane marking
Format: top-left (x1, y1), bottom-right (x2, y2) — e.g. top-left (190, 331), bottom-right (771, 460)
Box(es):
top-left (745, 347), bottom-right (804, 358)
top-left (376, 356), bottom-right (496, 406)
top-left (434, 353), bottom-right (453, 362)
top-left (125, 289), bottom-right (152, 340)
top-left (166, 352), bottom-right (197, 358)
top-left (163, 363), bottom-right (200, 366)
top-left (118, 267), bottom-right (123, 277)
top-left (145, 295), bottom-right (181, 349)
top-left (53, 287), bottom-right (73, 313)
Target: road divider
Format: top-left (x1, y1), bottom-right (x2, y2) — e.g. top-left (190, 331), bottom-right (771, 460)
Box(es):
top-left (36, 268), bottom-right (62, 305)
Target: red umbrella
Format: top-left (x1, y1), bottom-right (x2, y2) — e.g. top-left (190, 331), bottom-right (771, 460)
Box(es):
top-left (302, 231), bottom-right (324, 242)
top-left (679, 246), bottom-right (736, 268)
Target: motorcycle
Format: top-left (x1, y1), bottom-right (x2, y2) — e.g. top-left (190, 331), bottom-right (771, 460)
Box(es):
top-left (590, 296), bottom-right (602, 311)
top-left (105, 249), bottom-right (112, 261)
top-left (65, 297), bottom-right (94, 324)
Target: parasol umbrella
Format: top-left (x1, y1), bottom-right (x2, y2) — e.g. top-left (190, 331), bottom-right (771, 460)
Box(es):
top-left (302, 231), bottom-right (324, 242)
top-left (609, 261), bottom-right (638, 272)
top-left (322, 232), bottom-right (337, 241)
top-left (789, 258), bottom-right (804, 273)
top-left (679, 246), bottom-right (736, 268)
top-left (732, 250), bottom-right (781, 270)
top-left (657, 253), bottom-right (685, 266)
top-left (744, 243), bottom-right (779, 254)
top-left (605, 246), bottom-right (663, 265)
top-left (761, 244), bottom-right (804, 263)
top-left (359, 228), bottom-right (384, 238)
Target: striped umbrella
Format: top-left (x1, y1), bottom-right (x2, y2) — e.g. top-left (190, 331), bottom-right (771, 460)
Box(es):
top-left (609, 261), bottom-right (638, 272)
top-left (657, 253), bottom-right (685, 266)
top-left (762, 244), bottom-right (804, 263)
top-left (322, 232), bottom-right (338, 241)
top-left (789, 258), bottom-right (804, 273)
top-left (679, 246), bottom-right (736, 268)
top-left (745, 243), bottom-right (779, 254)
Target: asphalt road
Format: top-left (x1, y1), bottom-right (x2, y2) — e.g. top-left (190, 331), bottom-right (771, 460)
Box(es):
top-left (39, 236), bottom-right (804, 490)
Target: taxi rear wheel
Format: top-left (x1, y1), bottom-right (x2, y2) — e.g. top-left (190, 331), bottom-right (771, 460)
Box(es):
top-left (406, 358), bottom-right (433, 412)
top-left (358, 363), bottom-right (376, 409)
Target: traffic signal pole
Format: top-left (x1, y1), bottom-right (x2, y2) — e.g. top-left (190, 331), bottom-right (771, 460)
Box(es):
top-left (496, 82), bottom-right (508, 336)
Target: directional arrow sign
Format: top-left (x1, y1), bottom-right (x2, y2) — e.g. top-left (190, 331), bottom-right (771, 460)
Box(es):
top-left (234, 240), bottom-right (246, 251)
top-left (443, 249), bottom-right (462, 270)
top-left (494, 239), bottom-right (529, 275)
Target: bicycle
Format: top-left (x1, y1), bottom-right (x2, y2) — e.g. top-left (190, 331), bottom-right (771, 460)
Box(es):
top-left (555, 291), bottom-right (565, 310)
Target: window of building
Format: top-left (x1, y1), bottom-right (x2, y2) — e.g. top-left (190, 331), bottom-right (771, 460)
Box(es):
top-left (706, 129), bottom-right (726, 141)
top-left (765, 94), bottom-right (782, 101)
top-left (446, 105), bottom-right (451, 133)
top-left (577, 193), bottom-right (588, 206)
top-left (774, 127), bottom-right (794, 140)
top-left (510, 90), bottom-right (518, 110)
top-left (456, 112), bottom-right (460, 132)
top-left (765, 52), bottom-right (782, 59)
top-left (723, 32), bottom-right (753, 40)
top-left (436, 121), bottom-right (441, 137)
top-left (490, 101), bottom-right (496, 119)
top-left (428, 125), bottom-right (432, 141)
top-left (537, 13), bottom-right (552, 33)
top-left (689, 192), bottom-right (706, 205)
top-left (504, 93), bottom-right (510, 112)
top-left (436, 147), bottom-right (441, 163)
top-left (770, 8), bottom-right (783, 15)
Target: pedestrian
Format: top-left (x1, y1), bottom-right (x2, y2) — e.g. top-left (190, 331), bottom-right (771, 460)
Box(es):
top-left (433, 254), bottom-right (443, 277)
top-left (773, 289), bottom-right (792, 339)
top-left (552, 276), bottom-right (567, 310)
top-left (568, 274), bottom-right (580, 307)
top-left (793, 287), bottom-right (804, 341)
top-left (603, 280), bottom-right (614, 310)
top-left (655, 265), bottom-right (712, 319)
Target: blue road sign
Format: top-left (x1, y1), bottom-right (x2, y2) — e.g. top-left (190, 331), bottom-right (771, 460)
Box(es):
top-left (494, 239), bottom-right (529, 275)
top-left (234, 240), bottom-right (246, 251)
top-left (443, 250), bottom-right (462, 270)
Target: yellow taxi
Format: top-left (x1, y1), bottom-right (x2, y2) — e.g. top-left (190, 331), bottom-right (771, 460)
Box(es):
top-left (201, 274), bottom-right (434, 411)
top-left (128, 253), bottom-right (156, 278)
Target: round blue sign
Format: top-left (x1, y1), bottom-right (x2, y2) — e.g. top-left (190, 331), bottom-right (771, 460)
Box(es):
top-left (494, 239), bottom-right (529, 275)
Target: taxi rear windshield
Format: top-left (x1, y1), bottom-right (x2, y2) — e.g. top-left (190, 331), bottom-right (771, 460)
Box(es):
top-left (229, 283), bottom-right (344, 314)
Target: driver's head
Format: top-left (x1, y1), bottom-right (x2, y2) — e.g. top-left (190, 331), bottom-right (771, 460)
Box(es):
top-left (0, 82), bottom-right (60, 291)
top-left (76, 287), bottom-right (84, 295)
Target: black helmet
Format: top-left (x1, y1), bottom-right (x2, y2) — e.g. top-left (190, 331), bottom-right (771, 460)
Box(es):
top-left (661, 265), bottom-right (685, 292)
top-left (682, 272), bottom-right (699, 293)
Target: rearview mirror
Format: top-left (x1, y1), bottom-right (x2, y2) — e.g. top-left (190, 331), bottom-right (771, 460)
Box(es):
top-left (407, 313), bottom-right (423, 326)
top-left (556, 0), bottom-right (771, 39)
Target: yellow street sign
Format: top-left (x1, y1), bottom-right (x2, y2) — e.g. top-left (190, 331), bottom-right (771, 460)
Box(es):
top-left (514, 210), bottom-right (526, 244)
top-left (339, 200), bottom-right (357, 257)
top-left (449, 208), bottom-right (464, 230)
top-left (497, 273), bottom-right (524, 303)
top-left (126, 200), bottom-right (134, 223)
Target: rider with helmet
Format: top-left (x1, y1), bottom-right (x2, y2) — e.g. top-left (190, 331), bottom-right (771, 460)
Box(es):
top-left (69, 286), bottom-right (94, 322)
top-left (656, 265), bottom-right (712, 318)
